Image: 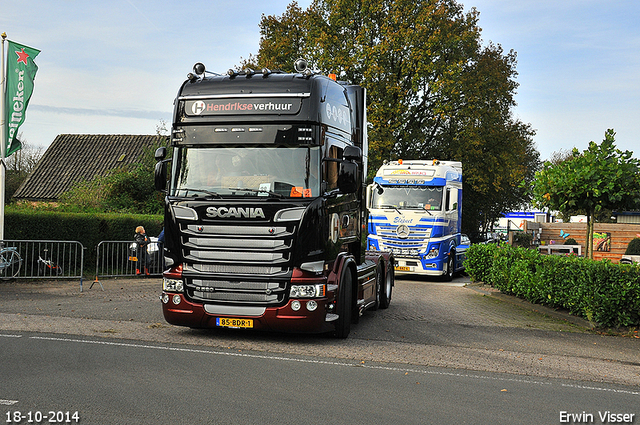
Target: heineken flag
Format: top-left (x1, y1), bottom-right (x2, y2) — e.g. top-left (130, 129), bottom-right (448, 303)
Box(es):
top-left (4, 40), bottom-right (40, 156)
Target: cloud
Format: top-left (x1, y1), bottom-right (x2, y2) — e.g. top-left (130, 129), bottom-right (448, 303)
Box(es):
top-left (29, 104), bottom-right (168, 120)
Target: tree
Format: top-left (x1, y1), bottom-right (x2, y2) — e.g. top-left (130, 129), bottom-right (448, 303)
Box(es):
top-left (546, 147), bottom-right (614, 223)
top-left (441, 43), bottom-right (540, 236)
top-left (4, 134), bottom-right (44, 203)
top-left (249, 1), bottom-right (317, 72)
top-left (531, 130), bottom-right (640, 258)
top-left (249, 0), bottom-right (540, 237)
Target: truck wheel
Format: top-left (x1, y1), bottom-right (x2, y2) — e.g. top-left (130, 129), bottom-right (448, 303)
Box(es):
top-left (444, 253), bottom-right (454, 282)
top-left (334, 269), bottom-right (353, 339)
top-left (378, 263), bottom-right (393, 309)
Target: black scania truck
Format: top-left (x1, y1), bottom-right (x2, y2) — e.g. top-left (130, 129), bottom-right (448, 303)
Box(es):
top-left (155, 60), bottom-right (394, 338)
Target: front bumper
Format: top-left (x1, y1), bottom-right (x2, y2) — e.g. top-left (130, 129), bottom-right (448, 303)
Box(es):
top-left (161, 292), bottom-right (336, 334)
top-left (393, 257), bottom-right (446, 276)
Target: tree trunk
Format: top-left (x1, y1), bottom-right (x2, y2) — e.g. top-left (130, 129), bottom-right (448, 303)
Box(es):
top-left (586, 208), bottom-right (595, 259)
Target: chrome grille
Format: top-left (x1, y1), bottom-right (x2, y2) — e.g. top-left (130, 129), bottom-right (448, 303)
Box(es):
top-left (194, 291), bottom-right (280, 303)
top-left (189, 279), bottom-right (286, 304)
top-left (181, 222), bottom-right (294, 305)
top-left (377, 226), bottom-right (430, 241)
top-left (188, 264), bottom-right (284, 275)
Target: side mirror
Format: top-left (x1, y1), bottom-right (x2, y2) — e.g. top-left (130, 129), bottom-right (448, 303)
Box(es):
top-left (338, 161), bottom-right (358, 193)
top-left (155, 161), bottom-right (167, 192)
top-left (343, 145), bottom-right (362, 161)
top-left (155, 146), bottom-right (167, 161)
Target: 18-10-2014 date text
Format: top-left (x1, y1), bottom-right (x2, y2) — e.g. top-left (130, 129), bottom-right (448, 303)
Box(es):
top-left (5, 411), bottom-right (80, 424)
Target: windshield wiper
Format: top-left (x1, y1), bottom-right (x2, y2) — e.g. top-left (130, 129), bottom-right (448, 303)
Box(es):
top-left (228, 187), bottom-right (284, 198)
top-left (379, 204), bottom-right (403, 215)
top-left (178, 188), bottom-right (221, 199)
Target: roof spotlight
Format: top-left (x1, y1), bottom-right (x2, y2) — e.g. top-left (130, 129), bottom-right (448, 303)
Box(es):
top-left (193, 62), bottom-right (206, 75)
top-left (294, 58), bottom-right (308, 73)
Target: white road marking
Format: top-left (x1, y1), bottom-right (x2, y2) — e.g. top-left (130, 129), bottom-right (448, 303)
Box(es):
top-left (28, 335), bottom-right (639, 396)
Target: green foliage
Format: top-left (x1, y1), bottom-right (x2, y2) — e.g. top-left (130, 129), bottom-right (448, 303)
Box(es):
top-left (564, 238), bottom-right (577, 245)
top-left (464, 242), bottom-right (500, 285)
top-left (512, 232), bottom-right (532, 248)
top-left (58, 143), bottom-right (166, 214)
top-left (252, 0), bottom-right (540, 235)
top-left (464, 244), bottom-right (640, 327)
top-left (625, 238), bottom-right (640, 255)
top-left (530, 130), bottom-right (640, 258)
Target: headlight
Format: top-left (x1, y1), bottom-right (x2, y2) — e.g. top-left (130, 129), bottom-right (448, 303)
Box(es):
top-left (290, 284), bottom-right (326, 298)
top-left (163, 278), bottom-right (184, 292)
top-left (425, 246), bottom-right (439, 259)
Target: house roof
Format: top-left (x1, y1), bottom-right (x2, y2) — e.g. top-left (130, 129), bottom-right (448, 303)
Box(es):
top-left (13, 134), bottom-right (166, 201)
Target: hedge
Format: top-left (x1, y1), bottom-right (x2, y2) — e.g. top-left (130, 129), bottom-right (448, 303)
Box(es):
top-left (464, 243), bottom-right (640, 328)
top-left (5, 209), bottom-right (163, 273)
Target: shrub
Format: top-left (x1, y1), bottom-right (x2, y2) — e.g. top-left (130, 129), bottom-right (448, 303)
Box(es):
top-left (625, 237), bottom-right (640, 255)
top-left (564, 237), bottom-right (577, 245)
top-left (464, 242), bottom-right (640, 328)
top-left (463, 243), bottom-right (499, 284)
top-left (5, 208), bottom-right (163, 272)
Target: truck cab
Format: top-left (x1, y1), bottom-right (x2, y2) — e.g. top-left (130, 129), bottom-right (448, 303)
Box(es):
top-left (156, 61), bottom-right (393, 337)
top-left (367, 159), bottom-right (463, 280)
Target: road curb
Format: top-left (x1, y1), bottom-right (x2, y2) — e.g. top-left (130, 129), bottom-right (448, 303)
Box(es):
top-left (465, 282), bottom-right (595, 330)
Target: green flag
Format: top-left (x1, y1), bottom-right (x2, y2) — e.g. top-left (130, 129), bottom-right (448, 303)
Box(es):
top-left (4, 40), bottom-right (40, 156)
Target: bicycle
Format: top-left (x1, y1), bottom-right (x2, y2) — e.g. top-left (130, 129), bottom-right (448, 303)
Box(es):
top-left (0, 246), bottom-right (22, 279)
top-left (38, 249), bottom-right (63, 276)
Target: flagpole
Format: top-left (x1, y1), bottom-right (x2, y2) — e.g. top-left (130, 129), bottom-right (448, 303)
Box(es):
top-left (0, 32), bottom-right (7, 242)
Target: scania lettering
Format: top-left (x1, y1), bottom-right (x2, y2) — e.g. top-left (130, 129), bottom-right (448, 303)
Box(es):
top-left (205, 207), bottom-right (265, 219)
top-left (367, 159), bottom-right (466, 280)
top-left (156, 60), bottom-right (394, 338)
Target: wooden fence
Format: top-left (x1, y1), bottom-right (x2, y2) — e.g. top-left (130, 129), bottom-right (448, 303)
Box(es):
top-left (524, 222), bottom-right (640, 263)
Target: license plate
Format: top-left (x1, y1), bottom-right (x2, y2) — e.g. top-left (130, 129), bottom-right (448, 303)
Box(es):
top-left (395, 266), bottom-right (411, 272)
top-left (216, 317), bottom-right (253, 329)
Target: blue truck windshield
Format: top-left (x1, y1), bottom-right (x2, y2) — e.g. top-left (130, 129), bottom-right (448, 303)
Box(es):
top-left (171, 146), bottom-right (321, 198)
top-left (372, 186), bottom-right (443, 211)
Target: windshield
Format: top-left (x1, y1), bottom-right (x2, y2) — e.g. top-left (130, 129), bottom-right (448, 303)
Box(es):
top-left (171, 146), bottom-right (321, 198)
top-left (371, 186), bottom-right (443, 211)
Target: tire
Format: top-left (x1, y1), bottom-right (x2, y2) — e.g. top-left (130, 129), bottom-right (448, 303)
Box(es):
top-left (334, 269), bottom-right (353, 339)
top-left (443, 252), bottom-right (454, 282)
top-left (2, 251), bottom-right (21, 279)
top-left (11, 252), bottom-right (21, 278)
top-left (372, 262), bottom-right (384, 310)
top-left (378, 262), bottom-right (393, 309)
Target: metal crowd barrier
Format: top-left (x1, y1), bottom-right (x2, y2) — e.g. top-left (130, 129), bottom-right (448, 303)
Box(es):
top-left (94, 240), bottom-right (165, 284)
top-left (0, 239), bottom-right (165, 292)
top-left (0, 239), bottom-right (85, 285)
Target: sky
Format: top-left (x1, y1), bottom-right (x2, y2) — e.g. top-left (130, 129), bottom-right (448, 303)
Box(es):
top-left (1, 0), bottom-right (639, 161)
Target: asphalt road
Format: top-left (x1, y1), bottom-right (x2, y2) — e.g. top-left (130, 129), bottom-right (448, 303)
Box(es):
top-left (1, 332), bottom-right (638, 425)
top-left (1, 274), bottom-right (638, 386)
top-left (1, 275), bottom-right (639, 423)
